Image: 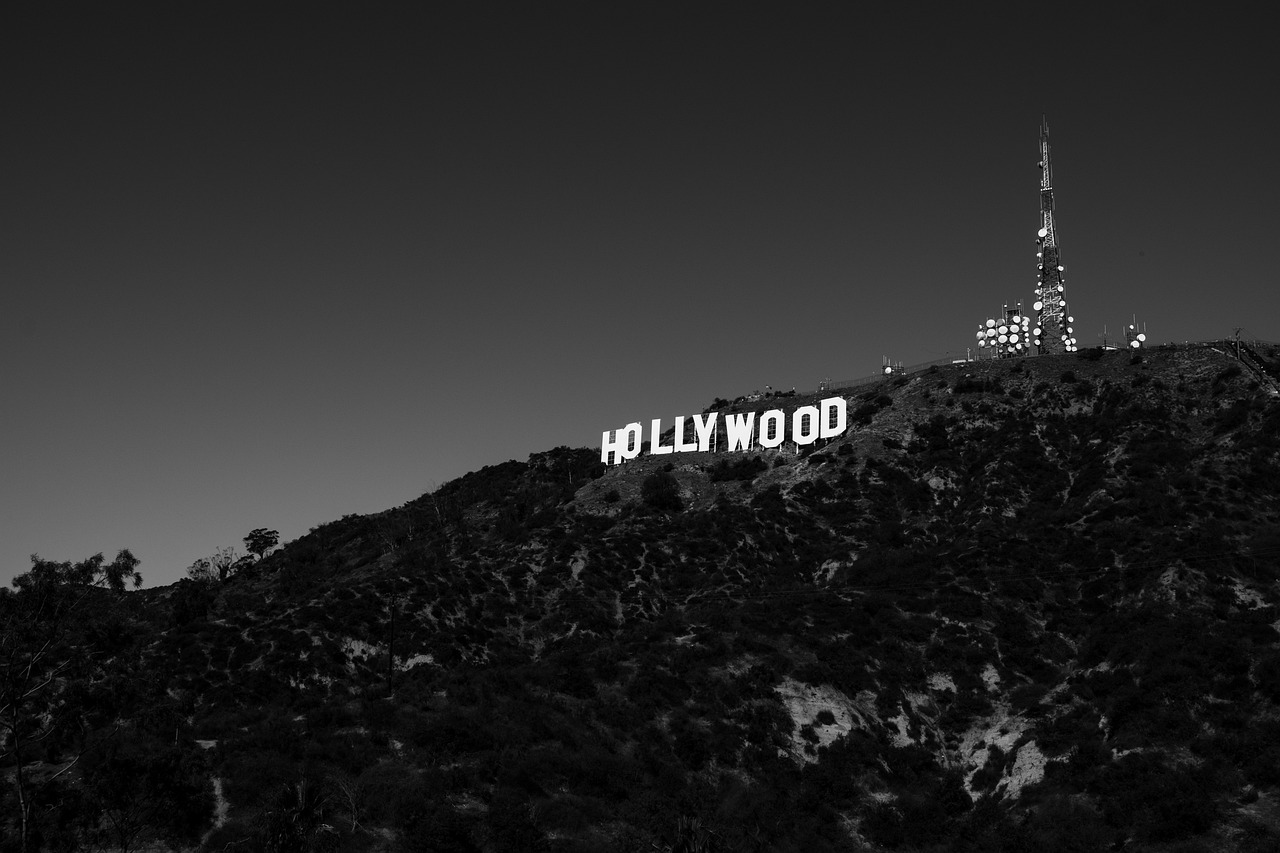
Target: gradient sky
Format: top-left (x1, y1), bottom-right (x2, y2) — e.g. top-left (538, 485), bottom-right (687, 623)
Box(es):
top-left (4, 6), bottom-right (1276, 588)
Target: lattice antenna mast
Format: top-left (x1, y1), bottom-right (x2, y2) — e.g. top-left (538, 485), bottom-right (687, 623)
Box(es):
top-left (1034, 116), bottom-right (1074, 353)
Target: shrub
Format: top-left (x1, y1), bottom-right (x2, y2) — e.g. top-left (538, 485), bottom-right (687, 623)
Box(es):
top-left (1215, 364), bottom-right (1243, 385)
top-left (953, 378), bottom-right (1002, 395)
top-left (707, 456), bottom-right (768, 482)
top-left (641, 471), bottom-right (683, 512)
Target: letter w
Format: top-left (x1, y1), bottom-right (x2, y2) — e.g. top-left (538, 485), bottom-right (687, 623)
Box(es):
top-left (724, 412), bottom-right (755, 452)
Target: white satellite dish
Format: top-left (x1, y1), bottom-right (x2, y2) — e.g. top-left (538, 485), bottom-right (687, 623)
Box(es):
top-left (1131, 340), bottom-right (1140, 348)
top-left (1034, 338), bottom-right (1041, 346)
top-left (1137, 333), bottom-right (1146, 342)
top-left (1010, 333), bottom-right (1020, 343)
top-left (987, 319), bottom-right (996, 328)
top-left (1038, 228), bottom-right (1048, 238)
top-left (998, 334), bottom-right (1008, 344)
top-left (1068, 316), bottom-right (1074, 323)
top-left (1058, 265), bottom-right (1065, 272)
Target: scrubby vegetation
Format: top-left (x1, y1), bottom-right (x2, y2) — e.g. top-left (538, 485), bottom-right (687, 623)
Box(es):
top-left (4, 348), bottom-right (1280, 852)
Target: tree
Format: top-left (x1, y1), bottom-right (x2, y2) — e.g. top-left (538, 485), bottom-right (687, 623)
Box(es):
top-left (641, 471), bottom-right (684, 512)
top-left (213, 545), bottom-right (243, 581)
top-left (79, 728), bottom-right (214, 853)
top-left (186, 557), bottom-right (217, 585)
top-left (1, 551), bottom-right (142, 853)
top-left (245, 528), bottom-right (280, 562)
top-left (187, 545), bottom-right (248, 584)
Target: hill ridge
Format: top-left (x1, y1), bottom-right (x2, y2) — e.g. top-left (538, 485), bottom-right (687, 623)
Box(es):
top-left (6, 342), bottom-right (1280, 852)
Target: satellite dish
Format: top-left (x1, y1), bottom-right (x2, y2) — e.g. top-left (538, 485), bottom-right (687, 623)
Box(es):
top-left (987, 329), bottom-right (996, 337)
top-left (1034, 326), bottom-right (1042, 335)
top-left (1131, 340), bottom-right (1140, 348)
top-left (1038, 228), bottom-right (1048, 238)
top-left (1034, 338), bottom-right (1041, 346)
top-left (884, 366), bottom-right (893, 374)
top-left (1068, 316), bottom-right (1074, 322)
top-left (1058, 284), bottom-right (1065, 291)
top-left (1067, 327), bottom-right (1074, 334)
top-left (1128, 324), bottom-right (1135, 330)
top-left (1058, 265), bottom-right (1065, 271)
top-left (1010, 333), bottom-right (1020, 343)
top-left (999, 325), bottom-right (1009, 335)
top-left (998, 334), bottom-right (1008, 344)
top-left (1137, 333), bottom-right (1146, 342)
top-left (987, 319), bottom-right (996, 328)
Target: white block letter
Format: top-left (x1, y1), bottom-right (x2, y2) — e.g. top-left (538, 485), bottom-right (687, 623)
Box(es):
top-left (674, 416), bottom-right (699, 453)
top-left (693, 412), bottom-right (717, 452)
top-left (649, 418), bottom-right (673, 455)
top-left (725, 412), bottom-right (755, 451)
top-left (820, 396), bottom-right (847, 438)
top-left (759, 410), bottom-right (785, 448)
top-left (601, 422), bottom-right (643, 465)
top-left (792, 405), bottom-right (820, 445)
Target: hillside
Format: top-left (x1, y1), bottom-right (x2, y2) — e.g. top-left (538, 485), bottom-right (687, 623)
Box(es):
top-left (4, 343), bottom-right (1280, 853)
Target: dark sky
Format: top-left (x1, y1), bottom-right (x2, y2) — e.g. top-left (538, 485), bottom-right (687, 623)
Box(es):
top-left (4, 6), bottom-right (1276, 588)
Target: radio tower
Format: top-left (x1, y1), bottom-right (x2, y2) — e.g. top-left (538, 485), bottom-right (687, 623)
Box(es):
top-left (1033, 116), bottom-right (1076, 353)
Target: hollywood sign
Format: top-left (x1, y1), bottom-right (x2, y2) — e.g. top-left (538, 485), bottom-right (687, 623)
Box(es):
top-left (601, 396), bottom-right (848, 465)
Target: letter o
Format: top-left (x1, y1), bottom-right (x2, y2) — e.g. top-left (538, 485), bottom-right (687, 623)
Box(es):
top-left (759, 410), bottom-right (785, 448)
top-left (792, 405), bottom-right (820, 445)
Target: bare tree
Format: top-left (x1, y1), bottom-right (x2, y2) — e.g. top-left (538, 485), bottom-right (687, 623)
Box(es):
top-left (212, 545), bottom-right (241, 582)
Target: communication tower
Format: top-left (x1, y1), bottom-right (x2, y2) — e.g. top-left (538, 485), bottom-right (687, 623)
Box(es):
top-left (1032, 116), bottom-right (1077, 353)
top-left (975, 303), bottom-right (1032, 358)
top-left (1125, 316), bottom-right (1148, 350)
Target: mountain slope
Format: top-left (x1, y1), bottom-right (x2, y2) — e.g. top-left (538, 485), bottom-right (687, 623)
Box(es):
top-left (8, 343), bottom-right (1280, 853)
